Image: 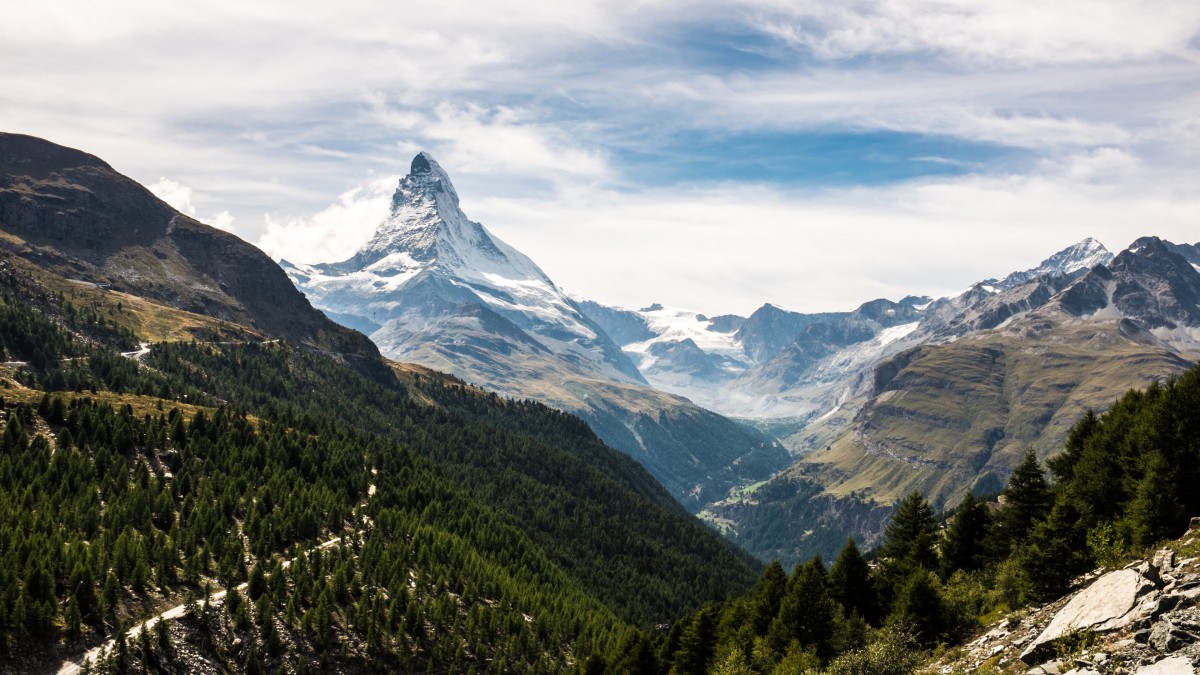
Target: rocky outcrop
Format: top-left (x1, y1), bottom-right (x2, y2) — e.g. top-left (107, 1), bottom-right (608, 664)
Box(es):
top-left (1020, 569), bottom-right (1157, 663)
top-left (929, 517), bottom-right (1200, 674)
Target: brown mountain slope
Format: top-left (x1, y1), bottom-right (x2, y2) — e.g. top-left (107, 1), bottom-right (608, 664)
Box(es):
top-left (802, 312), bottom-right (1195, 509)
top-left (0, 132), bottom-right (377, 359)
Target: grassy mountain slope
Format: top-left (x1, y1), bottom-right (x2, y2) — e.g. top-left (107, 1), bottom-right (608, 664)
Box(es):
top-left (805, 314), bottom-right (1192, 508)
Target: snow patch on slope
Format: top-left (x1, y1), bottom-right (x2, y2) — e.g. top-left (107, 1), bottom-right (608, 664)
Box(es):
top-left (877, 321), bottom-right (920, 347)
top-left (624, 305), bottom-right (743, 355)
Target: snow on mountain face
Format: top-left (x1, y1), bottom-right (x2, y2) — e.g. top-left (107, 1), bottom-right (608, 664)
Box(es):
top-left (283, 153), bottom-right (643, 385)
top-left (625, 305), bottom-right (745, 361)
top-left (994, 237), bottom-right (1113, 289)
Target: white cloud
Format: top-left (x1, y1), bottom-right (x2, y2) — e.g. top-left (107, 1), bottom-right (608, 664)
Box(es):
top-left (255, 175), bottom-right (399, 264)
top-left (5, 0), bottom-right (1200, 315)
top-left (146, 177), bottom-right (237, 232)
top-left (146, 178), bottom-right (196, 216)
top-left (466, 150), bottom-right (1200, 315)
top-left (630, 67), bottom-right (1159, 149)
top-left (748, 0), bottom-right (1200, 65)
top-left (209, 211), bottom-right (237, 232)
top-left (369, 101), bottom-right (611, 184)
top-left (1053, 147), bottom-right (1142, 182)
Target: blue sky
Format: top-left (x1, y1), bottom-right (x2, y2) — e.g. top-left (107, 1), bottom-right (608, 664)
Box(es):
top-left (3, 1), bottom-right (1200, 314)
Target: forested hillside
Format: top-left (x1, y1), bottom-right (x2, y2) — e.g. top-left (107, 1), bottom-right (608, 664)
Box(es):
top-left (655, 367), bottom-right (1200, 674)
top-left (0, 239), bottom-right (757, 673)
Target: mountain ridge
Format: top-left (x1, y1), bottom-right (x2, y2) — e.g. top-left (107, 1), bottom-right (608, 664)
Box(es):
top-left (0, 132), bottom-right (379, 364)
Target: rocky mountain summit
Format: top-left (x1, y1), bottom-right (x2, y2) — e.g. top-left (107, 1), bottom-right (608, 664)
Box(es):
top-left (930, 518), bottom-right (1200, 674)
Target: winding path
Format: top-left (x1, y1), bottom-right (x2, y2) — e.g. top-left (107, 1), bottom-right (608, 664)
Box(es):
top-left (56, 535), bottom-right (349, 673)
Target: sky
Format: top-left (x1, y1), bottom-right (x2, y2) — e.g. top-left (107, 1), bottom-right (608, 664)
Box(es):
top-left (4, 0), bottom-right (1200, 315)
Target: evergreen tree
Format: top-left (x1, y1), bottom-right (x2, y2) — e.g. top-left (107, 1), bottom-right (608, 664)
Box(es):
top-left (829, 538), bottom-right (877, 624)
top-left (887, 569), bottom-right (944, 644)
top-left (1047, 409), bottom-right (1097, 483)
top-left (767, 556), bottom-right (836, 661)
top-left (998, 449), bottom-right (1052, 549)
top-left (939, 493), bottom-right (992, 578)
top-left (669, 606), bottom-right (717, 675)
top-left (1123, 450), bottom-right (1183, 548)
top-left (608, 630), bottom-right (659, 675)
top-left (879, 492), bottom-right (938, 571)
top-left (1021, 501), bottom-right (1087, 601)
top-left (749, 560), bottom-right (788, 635)
top-left (247, 562), bottom-right (267, 601)
top-left (710, 649), bottom-right (755, 675)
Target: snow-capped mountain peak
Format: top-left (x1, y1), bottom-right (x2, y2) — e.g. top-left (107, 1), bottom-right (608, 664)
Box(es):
top-left (283, 152), bottom-right (645, 385)
top-left (350, 153), bottom-right (552, 288)
top-left (995, 237), bottom-right (1113, 289)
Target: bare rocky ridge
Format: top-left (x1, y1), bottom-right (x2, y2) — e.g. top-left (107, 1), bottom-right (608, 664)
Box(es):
top-left (928, 518), bottom-right (1200, 674)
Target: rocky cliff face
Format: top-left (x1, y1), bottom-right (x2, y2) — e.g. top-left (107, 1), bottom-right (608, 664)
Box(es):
top-left (929, 517), bottom-right (1200, 674)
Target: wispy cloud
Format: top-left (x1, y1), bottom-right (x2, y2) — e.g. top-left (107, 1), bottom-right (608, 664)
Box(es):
top-left (747, 0), bottom-right (1200, 64)
top-left (3, 0), bottom-right (1199, 313)
top-left (469, 148), bottom-right (1200, 314)
top-left (369, 101), bottom-right (611, 184)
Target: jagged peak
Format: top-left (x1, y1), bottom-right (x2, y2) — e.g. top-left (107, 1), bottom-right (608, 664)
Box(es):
top-left (751, 302), bottom-right (789, 316)
top-left (320, 150), bottom-right (557, 295)
top-left (1126, 235), bottom-right (1165, 254)
top-left (350, 151), bottom-right (477, 264)
top-left (1040, 236), bottom-right (1112, 267)
top-left (395, 151), bottom-right (460, 208)
top-left (410, 151), bottom-right (434, 175)
top-left (995, 237), bottom-right (1114, 289)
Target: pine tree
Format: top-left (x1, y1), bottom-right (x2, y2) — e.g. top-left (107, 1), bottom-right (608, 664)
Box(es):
top-left (768, 557), bottom-right (835, 661)
top-left (829, 538), bottom-right (877, 623)
top-left (887, 569), bottom-right (944, 644)
top-left (669, 607), bottom-right (717, 675)
top-left (248, 563), bottom-right (267, 601)
top-left (998, 449), bottom-right (1052, 549)
top-left (939, 493), bottom-right (992, 578)
top-left (879, 492), bottom-right (937, 571)
top-left (749, 560), bottom-right (788, 634)
top-left (710, 649), bottom-right (755, 675)
top-left (1123, 450), bottom-right (1182, 548)
top-left (614, 629), bottom-right (662, 672)
top-left (1048, 409), bottom-right (1097, 483)
top-left (1022, 501), bottom-right (1087, 600)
